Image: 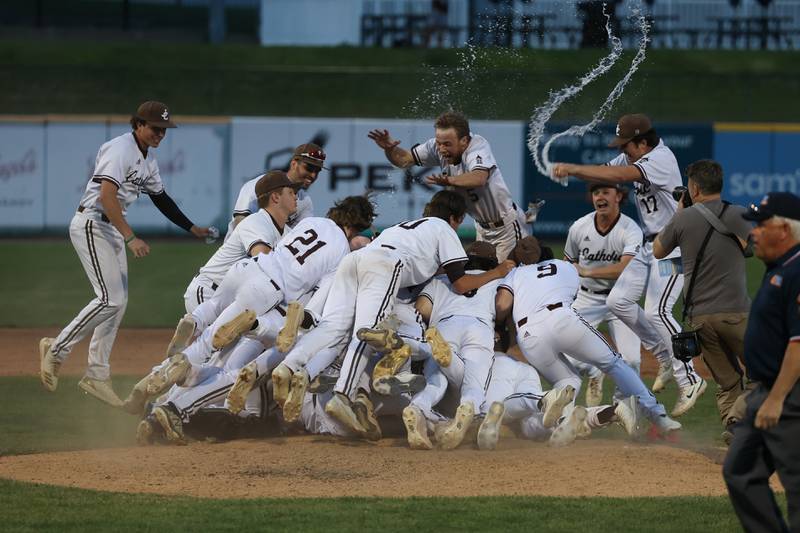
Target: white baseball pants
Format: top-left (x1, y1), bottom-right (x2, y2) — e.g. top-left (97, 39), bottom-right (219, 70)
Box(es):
top-left (474, 206), bottom-right (529, 262)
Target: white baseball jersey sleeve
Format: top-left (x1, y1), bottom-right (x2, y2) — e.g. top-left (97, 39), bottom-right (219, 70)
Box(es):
top-left (256, 217), bottom-right (349, 301)
top-left (499, 260), bottom-right (580, 325)
top-left (411, 134), bottom-right (516, 224)
top-left (607, 140), bottom-right (682, 237)
top-left (420, 271), bottom-right (500, 325)
top-left (198, 209), bottom-right (285, 285)
top-left (231, 174), bottom-right (313, 227)
top-left (564, 212), bottom-right (643, 292)
top-left (78, 132), bottom-right (164, 214)
top-left (369, 216), bottom-right (467, 287)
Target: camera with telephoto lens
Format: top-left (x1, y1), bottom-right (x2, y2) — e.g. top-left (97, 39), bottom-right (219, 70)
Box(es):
top-left (672, 330), bottom-right (701, 363)
top-left (672, 186), bottom-right (692, 208)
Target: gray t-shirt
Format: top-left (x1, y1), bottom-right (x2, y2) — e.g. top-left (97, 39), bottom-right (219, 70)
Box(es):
top-left (658, 199), bottom-right (752, 316)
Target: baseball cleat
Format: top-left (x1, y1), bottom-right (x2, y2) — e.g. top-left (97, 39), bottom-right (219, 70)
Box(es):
top-left (282, 368), bottom-right (309, 423)
top-left (477, 401), bottom-right (505, 451)
top-left (371, 345), bottom-right (412, 392)
top-left (226, 361), bottom-right (258, 415)
top-left (373, 371), bottom-right (426, 396)
top-left (166, 314), bottom-right (196, 357)
top-left (540, 385), bottom-right (576, 429)
top-left (356, 326), bottom-right (404, 352)
top-left (39, 337), bottom-right (61, 392)
top-left (276, 301), bottom-right (304, 352)
top-left (353, 391), bottom-right (382, 441)
top-left (271, 363), bottom-right (293, 407)
top-left (614, 396), bottom-right (641, 437)
top-left (122, 375), bottom-right (152, 416)
top-left (425, 327), bottom-right (452, 368)
top-left (153, 405), bottom-right (186, 445)
top-left (78, 376), bottom-right (124, 408)
top-left (549, 405), bottom-right (587, 447)
top-left (653, 414), bottom-right (682, 435)
top-left (324, 392), bottom-right (367, 436)
top-left (402, 405), bottom-right (433, 450)
top-left (146, 353), bottom-right (191, 397)
top-left (308, 372), bottom-right (338, 394)
top-left (671, 378), bottom-right (707, 417)
top-left (438, 402), bottom-right (475, 450)
top-left (652, 362), bottom-right (674, 393)
top-left (136, 417), bottom-right (157, 446)
top-left (212, 309), bottom-right (256, 350)
top-left (585, 374), bottom-right (604, 407)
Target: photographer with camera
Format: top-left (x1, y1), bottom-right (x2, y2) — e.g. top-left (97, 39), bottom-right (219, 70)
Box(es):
top-left (654, 159), bottom-right (754, 442)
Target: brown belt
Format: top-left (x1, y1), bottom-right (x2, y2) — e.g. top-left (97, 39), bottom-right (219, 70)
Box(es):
top-left (477, 219), bottom-right (504, 229)
top-left (77, 205), bottom-right (110, 224)
top-left (516, 302), bottom-right (563, 328)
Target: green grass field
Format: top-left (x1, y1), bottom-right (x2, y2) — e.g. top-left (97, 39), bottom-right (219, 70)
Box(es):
top-left (0, 240), bottom-right (773, 531)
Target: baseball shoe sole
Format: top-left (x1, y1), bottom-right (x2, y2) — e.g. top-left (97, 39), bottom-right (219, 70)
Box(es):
top-left (371, 345), bottom-right (412, 391)
top-left (212, 309), bottom-right (256, 350)
top-left (356, 326), bottom-right (403, 352)
top-left (78, 376), bottom-right (124, 408)
top-left (271, 363), bottom-right (293, 408)
top-left (153, 405), bottom-right (186, 445)
top-left (653, 414), bottom-right (682, 435)
top-left (308, 372), bottom-right (338, 394)
top-left (549, 405), bottom-right (587, 447)
top-left (671, 378), bottom-right (707, 417)
top-left (540, 385), bottom-right (576, 429)
top-left (324, 392), bottom-right (367, 436)
top-left (614, 396), bottom-right (641, 437)
top-left (146, 353), bottom-right (191, 397)
top-left (283, 368), bottom-right (309, 423)
top-left (652, 362), bottom-right (674, 393)
top-left (136, 417), bottom-right (157, 446)
top-left (402, 405), bottom-right (433, 450)
top-left (227, 361), bottom-right (257, 415)
top-left (425, 327), bottom-right (452, 368)
top-left (276, 301), bottom-right (304, 352)
top-left (477, 401), bottom-right (505, 451)
top-left (438, 402), bottom-right (475, 450)
top-left (373, 371), bottom-right (426, 396)
top-left (166, 314), bottom-right (196, 357)
top-left (585, 374), bottom-right (604, 407)
top-left (353, 393), bottom-right (382, 441)
top-left (39, 337), bottom-right (60, 392)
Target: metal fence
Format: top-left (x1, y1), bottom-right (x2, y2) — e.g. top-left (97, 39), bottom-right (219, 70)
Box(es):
top-left (361, 0), bottom-right (800, 50)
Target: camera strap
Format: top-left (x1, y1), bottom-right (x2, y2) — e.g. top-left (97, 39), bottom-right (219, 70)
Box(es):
top-left (694, 202), bottom-right (751, 257)
top-left (682, 203), bottom-right (730, 322)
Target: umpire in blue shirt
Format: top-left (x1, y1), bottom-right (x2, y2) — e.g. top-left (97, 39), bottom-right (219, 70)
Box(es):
top-left (723, 192), bottom-right (800, 533)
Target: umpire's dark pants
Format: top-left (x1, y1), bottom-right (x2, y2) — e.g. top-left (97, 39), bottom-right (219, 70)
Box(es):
top-left (723, 382), bottom-right (800, 533)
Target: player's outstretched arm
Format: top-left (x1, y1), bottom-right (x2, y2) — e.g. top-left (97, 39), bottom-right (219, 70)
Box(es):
top-left (451, 260), bottom-right (515, 295)
top-left (551, 163), bottom-right (641, 184)
top-left (425, 169), bottom-right (489, 189)
top-left (368, 128), bottom-right (415, 168)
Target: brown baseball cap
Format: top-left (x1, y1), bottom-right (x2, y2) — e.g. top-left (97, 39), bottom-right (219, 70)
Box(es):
top-left (135, 101), bottom-right (177, 128)
top-left (466, 241), bottom-right (498, 263)
top-left (293, 143), bottom-right (328, 170)
top-left (510, 236), bottom-right (542, 266)
top-left (255, 170), bottom-right (302, 199)
top-left (607, 114), bottom-right (652, 147)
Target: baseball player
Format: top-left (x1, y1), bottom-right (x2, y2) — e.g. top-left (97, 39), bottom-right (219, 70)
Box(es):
top-left (368, 110), bottom-right (529, 261)
top-left (39, 101), bottom-right (211, 407)
top-left (564, 183), bottom-right (643, 406)
top-left (552, 113), bottom-right (706, 416)
top-left (276, 190), bottom-right (514, 439)
top-left (182, 170), bottom-right (299, 315)
top-left (226, 143), bottom-right (323, 238)
top-left (494, 236), bottom-right (682, 435)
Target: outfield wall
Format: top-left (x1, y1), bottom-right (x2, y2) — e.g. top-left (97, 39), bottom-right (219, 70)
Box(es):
top-left (0, 116), bottom-right (796, 236)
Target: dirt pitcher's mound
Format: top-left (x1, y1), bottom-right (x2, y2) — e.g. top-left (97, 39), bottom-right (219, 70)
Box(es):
top-left (0, 437), bottom-right (730, 499)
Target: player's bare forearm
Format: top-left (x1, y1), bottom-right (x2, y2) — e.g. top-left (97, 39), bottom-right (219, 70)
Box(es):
top-left (452, 260), bottom-right (514, 295)
top-left (446, 169), bottom-right (489, 188)
top-left (414, 296), bottom-right (433, 324)
top-left (231, 214), bottom-right (247, 230)
top-left (384, 146), bottom-right (415, 168)
top-left (581, 256), bottom-right (632, 280)
top-left (495, 288), bottom-right (513, 322)
top-left (99, 180), bottom-right (134, 239)
top-left (552, 163), bottom-right (641, 184)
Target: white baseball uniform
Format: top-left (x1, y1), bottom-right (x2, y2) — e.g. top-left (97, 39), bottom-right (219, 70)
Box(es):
top-left (225, 174), bottom-right (312, 239)
top-left (419, 271), bottom-right (501, 414)
top-left (500, 260), bottom-right (667, 422)
top-left (411, 134), bottom-right (528, 261)
top-left (184, 209), bottom-right (285, 313)
top-left (50, 132), bottom-right (165, 380)
top-left (283, 216), bottom-right (468, 397)
top-left (564, 211), bottom-right (643, 372)
top-left (605, 141), bottom-right (701, 388)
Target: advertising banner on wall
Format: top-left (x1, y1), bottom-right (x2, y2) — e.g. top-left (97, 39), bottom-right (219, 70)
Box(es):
top-left (0, 124), bottom-right (46, 229)
top-left (523, 123), bottom-right (714, 236)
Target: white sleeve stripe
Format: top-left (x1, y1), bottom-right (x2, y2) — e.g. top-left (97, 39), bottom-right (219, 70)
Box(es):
top-left (233, 210), bottom-right (252, 216)
top-left (633, 162), bottom-right (649, 182)
top-left (410, 143), bottom-right (423, 166)
top-left (441, 256), bottom-right (468, 267)
top-left (419, 293), bottom-right (434, 304)
top-left (246, 241), bottom-right (269, 255)
top-left (498, 284), bottom-right (513, 294)
top-left (92, 175), bottom-right (121, 187)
